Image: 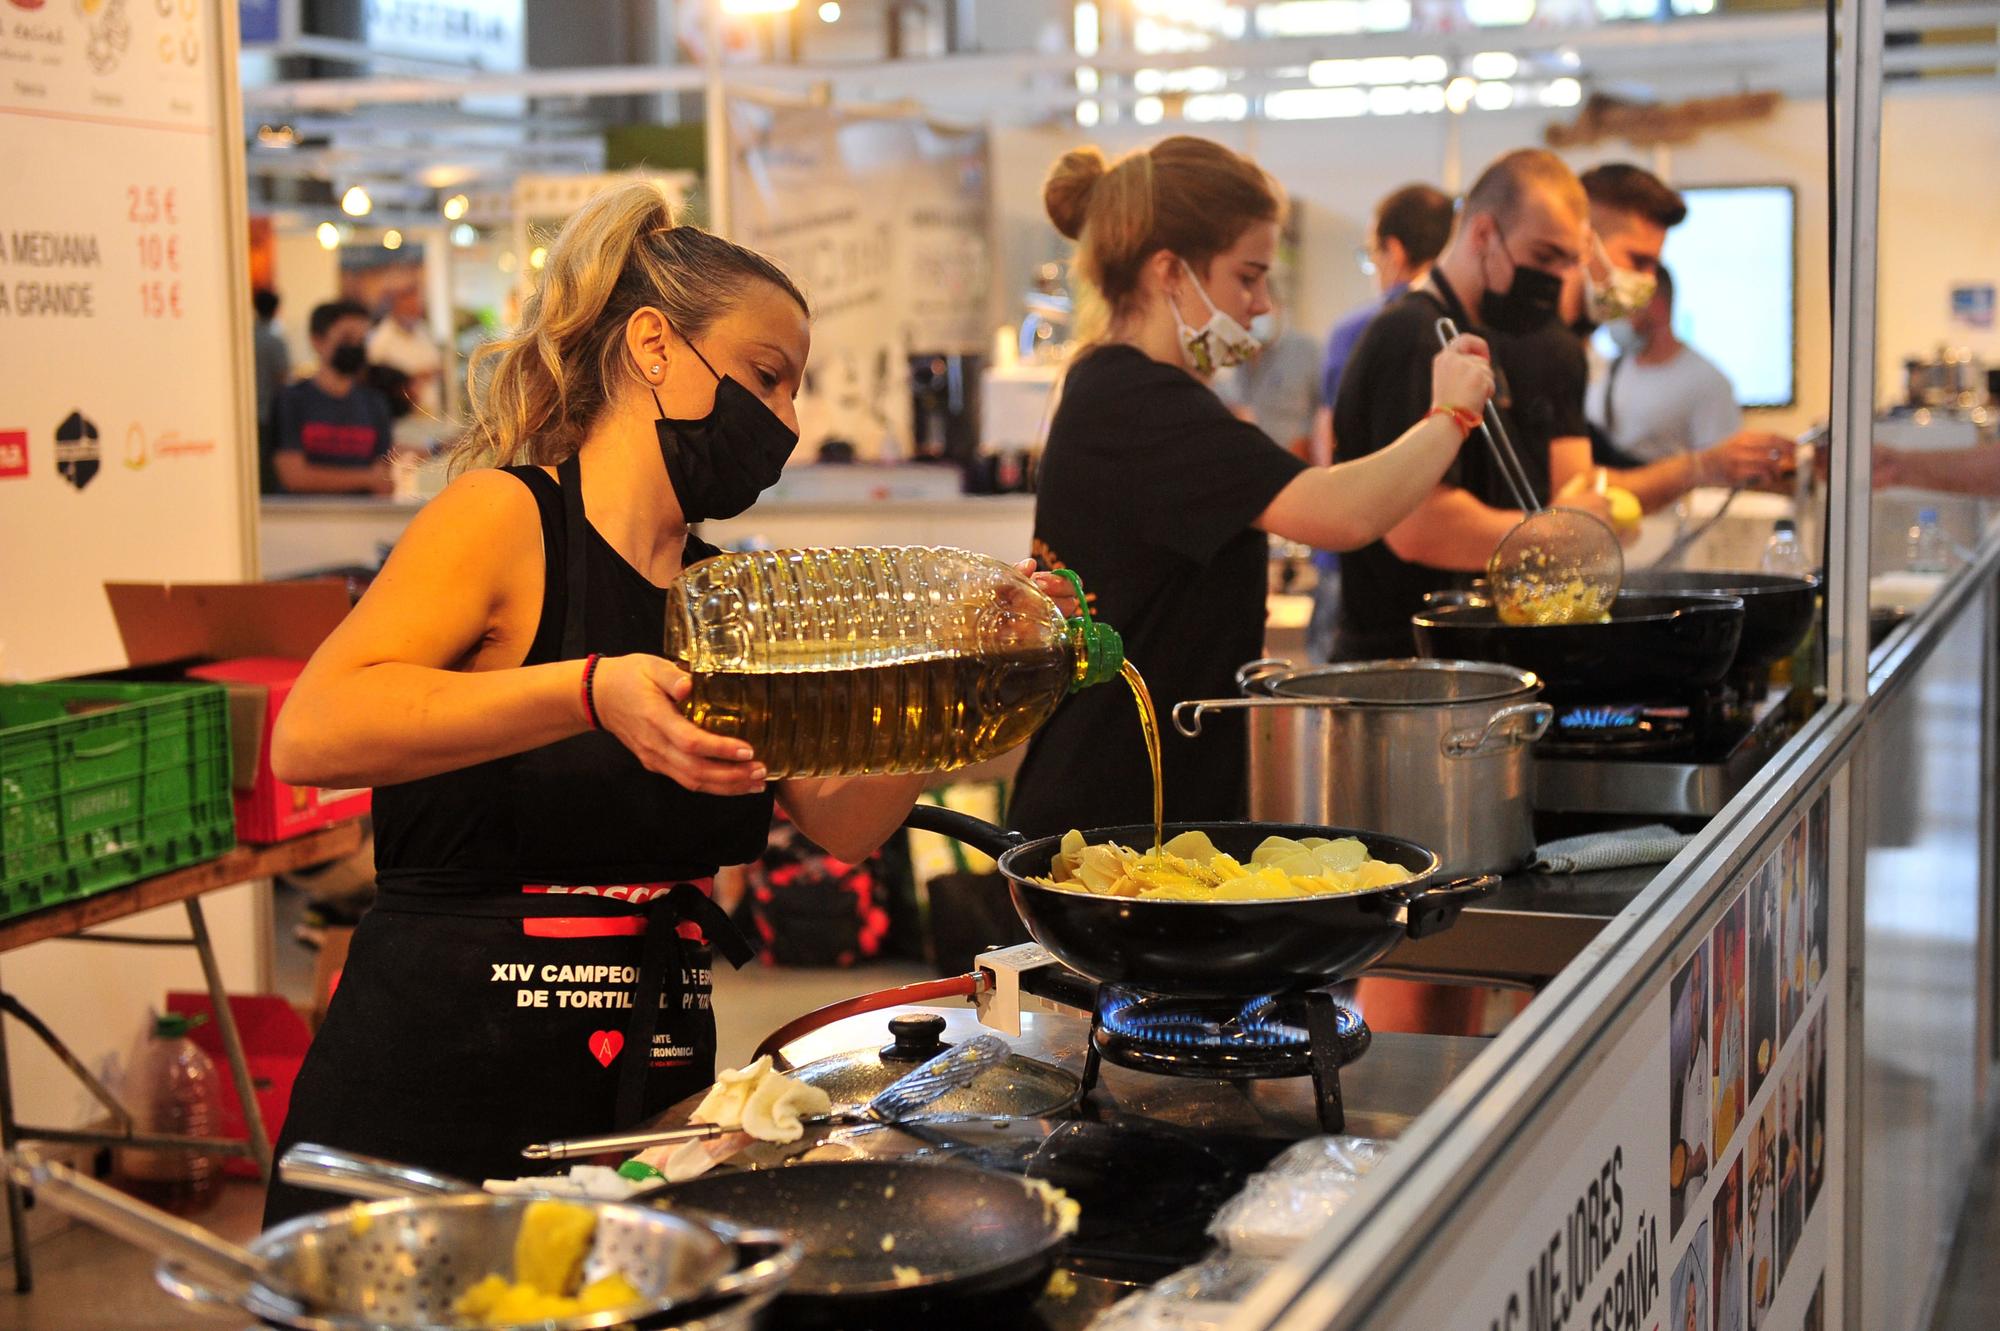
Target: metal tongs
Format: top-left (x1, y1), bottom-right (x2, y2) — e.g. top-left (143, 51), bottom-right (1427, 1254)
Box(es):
top-left (1435, 316), bottom-right (1623, 624)
top-left (521, 1033), bottom-right (1010, 1162)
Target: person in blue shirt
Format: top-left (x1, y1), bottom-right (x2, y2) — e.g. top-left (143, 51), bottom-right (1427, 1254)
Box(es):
top-left (1308, 184), bottom-right (1454, 660)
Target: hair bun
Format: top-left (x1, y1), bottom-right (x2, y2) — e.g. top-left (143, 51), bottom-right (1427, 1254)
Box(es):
top-left (1044, 146), bottom-right (1109, 240)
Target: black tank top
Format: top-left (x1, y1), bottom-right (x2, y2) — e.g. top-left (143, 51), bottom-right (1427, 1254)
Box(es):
top-left (371, 464), bottom-right (774, 887)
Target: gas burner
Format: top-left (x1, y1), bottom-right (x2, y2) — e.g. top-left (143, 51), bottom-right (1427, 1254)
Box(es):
top-left (1540, 701), bottom-right (1699, 756)
top-left (1083, 987), bottom-right (1370, 1133)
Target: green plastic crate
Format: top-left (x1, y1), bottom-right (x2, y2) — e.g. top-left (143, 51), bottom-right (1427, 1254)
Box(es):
top-left (0, 681), bottom-right (237, 921)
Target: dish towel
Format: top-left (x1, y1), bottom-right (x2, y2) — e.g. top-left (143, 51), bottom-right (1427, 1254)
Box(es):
top-left (1532, 824), bottom-right (1693, 874)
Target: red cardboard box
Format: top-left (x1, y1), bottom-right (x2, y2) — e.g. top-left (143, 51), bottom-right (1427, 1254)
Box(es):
top-left (187, 657), bottom-right (370, 842)
top-left (164, 991), bottom-right (312, 1178)
top-left (103, 582), bottom-right (369, 843)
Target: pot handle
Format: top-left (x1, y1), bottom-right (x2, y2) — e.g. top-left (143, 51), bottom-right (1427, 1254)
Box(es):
top-left (1441, 702), bottom-right (1554, 758)
top-left (901, 803), bottom-right (1028, 858)
top-left (1172, 695), bottom-right (1343, 738)
top-left (1234, 658), bottom-right (1295, 691)
top-left (1394, 873), bottom-right (1500, 940)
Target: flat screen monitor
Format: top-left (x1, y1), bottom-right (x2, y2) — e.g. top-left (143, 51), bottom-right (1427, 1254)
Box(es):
top-left (1658, 184), bottom-right (1797, 409)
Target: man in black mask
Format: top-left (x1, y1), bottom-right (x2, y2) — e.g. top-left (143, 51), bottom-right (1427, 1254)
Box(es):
top-left (1331, 148), bottom-right (1608, 659)
top-left (270, 299), bottom-right (395, 495)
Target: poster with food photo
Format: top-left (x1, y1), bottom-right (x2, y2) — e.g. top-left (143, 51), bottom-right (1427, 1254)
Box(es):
top-left (1778, 1058), bottom-right (1805, 1276)
top-left (1713, 1154), bottom-right (1746, 1331)
top-left (1806, 1008), bottom-right (1827, 1216)
top-left (1747, 1108), bottom-right (1779, 1330)
top-left (1748, 855), bottom-right (1781, 1104)
top-left (1806, 798), bottom-right (1829, 996)
top-left (1672, 940), bottom-right (1714, 1236)
top-left (1671, 1222), bottom-right (1711, 1331)
top-left (1713, 894), bottom-right (1749, 1157)
top-left (1780, 821), bottom-right (1807, 1042)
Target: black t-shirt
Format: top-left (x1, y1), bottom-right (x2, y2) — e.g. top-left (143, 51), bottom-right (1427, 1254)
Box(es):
top-left (271, 379), bottom-right (393, 474)
top-left (1008, 344), bottom-right (1308, 839)
top-left (1331, 276), bottom-right (1589, 657)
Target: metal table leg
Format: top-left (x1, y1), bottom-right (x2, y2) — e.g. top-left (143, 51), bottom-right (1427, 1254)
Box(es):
top-left (0, 996), bottom-right (32, 1293)
top-left (184, 899), bottom-right (271, 1178)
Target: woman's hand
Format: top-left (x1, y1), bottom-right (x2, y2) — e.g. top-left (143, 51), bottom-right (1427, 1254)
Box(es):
top-left (1019, 560), bottom-right (1083, 617)
top-left (592, 655), bottom-right (768, 797)
top-left (1430, 334), bottom-right (1495, 418)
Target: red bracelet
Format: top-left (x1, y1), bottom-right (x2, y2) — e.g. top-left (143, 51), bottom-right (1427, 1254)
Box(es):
top-left (1426, 405), bottom-right (1481, 438)
top-left (580, 653), bottom-right (603, 730)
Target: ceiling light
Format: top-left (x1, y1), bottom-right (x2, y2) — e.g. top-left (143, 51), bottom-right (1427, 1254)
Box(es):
top-left (1541, 77), bottom-right (1583, 107)
top-left (720, 0), bottom-right (798, 13)
top-left (1469, 51), bottom-right (1519, 80)
top-left (1408, 55), bottom-right (1449, 82)
top-left (340, 185), bottom-right (372, 217)
top-left (442, 193), bottom-right (469, 221)
top-left (382, 229), bottom-right (403, 251)
top-left (451, 223), bottom-right (479, 247)
top-left (1134, 96), bottom-right (1165, 125)
top-left (1473, 80), bottom-right (1517, 109)
top-left (528, 246), bottom-right (548, 271)
top-left (1444, 76), bottom-right (1478, 113)
top-left (1076, 99), bottom-right (1102, 127)
top-left (817, 0), bottom-right (840, 18)
top-left (316, 221), bottom-right (340, 250)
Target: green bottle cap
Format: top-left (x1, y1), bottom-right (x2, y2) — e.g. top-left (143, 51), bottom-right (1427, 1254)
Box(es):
top-left (154, 1012), bottom-right (208, 1039)
top-left (1051, 569), bottom-right (1125, 693)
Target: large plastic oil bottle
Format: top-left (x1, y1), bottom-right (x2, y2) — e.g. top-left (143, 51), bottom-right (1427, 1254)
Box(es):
top-left (664, 548), bottom-right (1123, 779)
top-left (114, 1012), bottom-right (224, 1214)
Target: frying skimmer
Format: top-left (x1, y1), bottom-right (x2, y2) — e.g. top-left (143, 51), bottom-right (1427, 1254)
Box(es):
top-left (523, 1034), bottom-right (1013, 1162)
top-left (1434, 316), bottom-right (1622, 625)
top-left (8, 1150), bottom-right (795, 1331)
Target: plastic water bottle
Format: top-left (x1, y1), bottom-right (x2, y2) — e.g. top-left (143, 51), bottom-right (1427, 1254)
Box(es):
top-left (1761, 519), bottom-right (1807, 575)
top-left (1906, 508), bottom-right (1950, 574)
top-left (114, 1013), bottom-right (224, 1214)
top-left (663, 548), bottom-right (1125, 779)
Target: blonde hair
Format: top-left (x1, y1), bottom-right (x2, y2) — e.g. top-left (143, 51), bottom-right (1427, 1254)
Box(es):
top-left (1043, 136), bottom-right (1281, 342)
top-left (455, 180), bottom-right (807, 472)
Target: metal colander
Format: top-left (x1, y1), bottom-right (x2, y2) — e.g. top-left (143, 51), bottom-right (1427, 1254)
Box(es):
top-left (9, 1153), bottom-right (793, 1331)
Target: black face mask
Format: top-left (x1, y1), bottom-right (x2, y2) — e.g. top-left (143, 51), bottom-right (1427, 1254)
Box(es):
top-left (1477, 226), bottom-right (1565, 335)
top-left (329, 342), bottom-right (368, 376)
top-left (654, 340), bottom-right (799, 522)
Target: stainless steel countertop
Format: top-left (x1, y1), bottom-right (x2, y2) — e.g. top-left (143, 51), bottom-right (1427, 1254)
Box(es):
top-left (1382, 863), bottom-right (1660, 985)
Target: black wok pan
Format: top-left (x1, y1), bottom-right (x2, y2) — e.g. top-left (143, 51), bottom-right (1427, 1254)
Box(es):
top-left (651, 1161), bottom-right (1065, 1328)
top-left (902, 806), bottom-right (1496, 997)
top-left (1410, 592), bottom-right (1746, 703)
top-left (1617, 570), bottom-right (1819, 679)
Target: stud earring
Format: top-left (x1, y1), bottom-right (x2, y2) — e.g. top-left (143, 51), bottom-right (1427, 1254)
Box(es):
top-left (650, 364), bottom-right (662, 377)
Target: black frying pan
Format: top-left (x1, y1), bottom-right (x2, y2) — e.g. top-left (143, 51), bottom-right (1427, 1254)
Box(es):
top-left (1617, 570), bottom-right (1818, 679)
top-left (650, 1161), bottom-right (1065, 1328)
top-left (902, 807), bottom-right (1496, 997)
top-left (1410, 591), bottom-right (1746, 702)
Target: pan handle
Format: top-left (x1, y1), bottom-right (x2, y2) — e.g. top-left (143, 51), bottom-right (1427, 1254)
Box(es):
top-left (278, 1142), bottom-right (473, 1200)
top-left (1441, 702), bottom-right (1553, 758)
top-left (1172, 696), bottom-right (1343, 738)
top-left (1234, 658), bottom-right (1295, 691)
top-left (901, 802), bottom-right (1028, 858)
top-left (702, 1227), bottom-right (803, 1306)
top-left (1394, 873), bottom-right (1500, 940)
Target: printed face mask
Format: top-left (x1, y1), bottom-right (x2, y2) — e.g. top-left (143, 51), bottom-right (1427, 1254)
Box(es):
top-left (1584, 243), bottom-right (1660, 325)
top-left (1172, 259), bottom-right (1265, 375)
top-left (654, 339), bottom-right (800, 522)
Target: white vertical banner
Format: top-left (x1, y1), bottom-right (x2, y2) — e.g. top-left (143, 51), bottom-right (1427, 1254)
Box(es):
top-left (0, 0), bottom-right (252, 680)
top-left (725, 98), bottom-right (989, 460)
top-left (1377, 791), bottom-right (1844, 1331)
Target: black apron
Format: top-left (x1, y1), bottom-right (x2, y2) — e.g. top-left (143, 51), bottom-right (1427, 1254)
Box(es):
top-left (264, 457), bottom-right (769, 1227)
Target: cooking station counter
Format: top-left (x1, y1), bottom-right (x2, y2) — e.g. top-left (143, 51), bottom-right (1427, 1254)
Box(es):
top-left (756, 1006), bottom-right (1492, 1330)
top-left (1381, 860), bottom-right (1662, 985)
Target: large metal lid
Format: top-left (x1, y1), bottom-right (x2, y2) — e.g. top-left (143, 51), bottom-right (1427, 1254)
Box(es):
top-left (787, 1014), bottom-right (1082, 1119)
top-left (1255, 658), bottom-right (1541, 707)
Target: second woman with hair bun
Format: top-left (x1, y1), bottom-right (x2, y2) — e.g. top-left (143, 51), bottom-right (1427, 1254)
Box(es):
top-left (258, 180), bottom-right (1077, 1225)
top-left (1010, 136), bottom-right (1497, 838)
